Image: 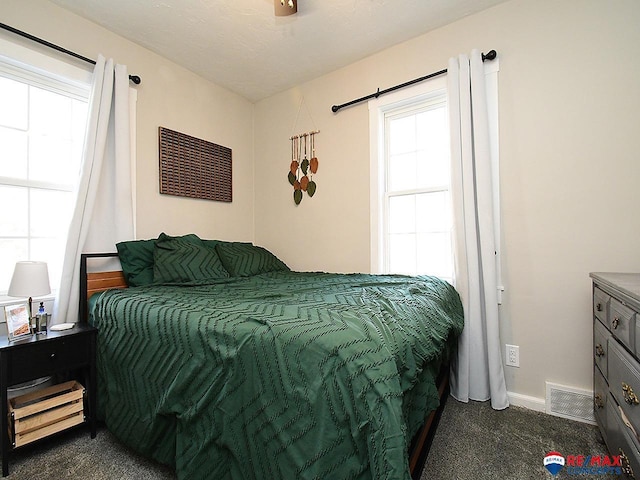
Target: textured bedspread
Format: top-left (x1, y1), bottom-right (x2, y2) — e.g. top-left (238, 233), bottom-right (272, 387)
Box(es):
top-left (89, 271), bottom-right (463, 480)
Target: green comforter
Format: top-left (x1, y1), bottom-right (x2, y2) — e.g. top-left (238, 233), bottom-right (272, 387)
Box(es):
top-left (89, 271), bottom-right (463, 480)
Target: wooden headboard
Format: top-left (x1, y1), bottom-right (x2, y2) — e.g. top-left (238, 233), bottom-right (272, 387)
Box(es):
top-left (79, 252), bottom-right (128, 322)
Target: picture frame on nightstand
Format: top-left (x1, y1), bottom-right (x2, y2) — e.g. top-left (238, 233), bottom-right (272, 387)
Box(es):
top-left (4, 303), bottom-right (31, 341)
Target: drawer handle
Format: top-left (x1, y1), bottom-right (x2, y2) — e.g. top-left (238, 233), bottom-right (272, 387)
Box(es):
top-left (612, 317), bottom-right (620, 329)
top-left (622, 382), bottom-right (639, 405)
top-left (595, 344), bottom-right (605, 357)
top-left (50, 353), bottom-right (56, 361)
top-left (619, 448), bottom-right (636, 479)
top-left (596, 302), bottom-right (603, 312)
top-left (594, 393), bottom-right (604, 409)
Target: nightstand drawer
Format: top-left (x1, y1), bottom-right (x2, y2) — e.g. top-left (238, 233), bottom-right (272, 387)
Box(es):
top-left (8, 335), bottom-right (90, 385)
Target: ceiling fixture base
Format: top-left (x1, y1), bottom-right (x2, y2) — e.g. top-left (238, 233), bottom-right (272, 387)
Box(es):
top-left (275, 0), bottom-right (297, 16)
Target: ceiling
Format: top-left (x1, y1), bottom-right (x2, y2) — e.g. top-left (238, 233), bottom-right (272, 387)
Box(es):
top-left (49, 0), bottom-right (507, 102)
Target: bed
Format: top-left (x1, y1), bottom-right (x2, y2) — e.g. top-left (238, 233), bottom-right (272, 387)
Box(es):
top-left (80, 234), bottom-right (464, 480)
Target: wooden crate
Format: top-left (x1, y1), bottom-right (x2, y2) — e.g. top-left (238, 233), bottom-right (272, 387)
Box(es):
top-left (8, 380), bottom-right (85, 448)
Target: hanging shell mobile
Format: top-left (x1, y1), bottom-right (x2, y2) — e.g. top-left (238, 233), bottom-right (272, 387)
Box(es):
top-left (287, 131), bottom-right (319, 205)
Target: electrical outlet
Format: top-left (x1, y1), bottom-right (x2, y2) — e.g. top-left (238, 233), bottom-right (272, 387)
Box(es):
top-left (505, 344), bottom-right (520, 367)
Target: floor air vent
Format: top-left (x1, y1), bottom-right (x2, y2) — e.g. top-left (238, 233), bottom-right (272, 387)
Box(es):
top-left (545, 382), bottom-right (595, 424)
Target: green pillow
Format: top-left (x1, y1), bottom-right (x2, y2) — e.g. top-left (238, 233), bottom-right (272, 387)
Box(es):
top-left (201, 239), bottom-right (223, 250)
top-left (116, 239), bottom-right (156, 287)
top-left (153, 233), bottom-right (229, 284)
top-left (215, 242), bottom-right (289, 277)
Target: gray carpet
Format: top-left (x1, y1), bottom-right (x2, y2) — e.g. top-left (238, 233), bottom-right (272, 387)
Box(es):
top-left (5, 427), bottom-right (175, 479)
top-left (422, 398), bottom-right (617, 480)
top-left (3, 399), bottom-right (614, 479)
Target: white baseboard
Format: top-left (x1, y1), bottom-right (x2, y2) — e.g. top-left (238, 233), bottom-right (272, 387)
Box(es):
top-left (507, 391), bottom-right (546, 412)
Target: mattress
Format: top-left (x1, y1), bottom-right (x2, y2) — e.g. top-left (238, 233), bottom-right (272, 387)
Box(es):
top-left (89, 270), bottom-right (463, 480)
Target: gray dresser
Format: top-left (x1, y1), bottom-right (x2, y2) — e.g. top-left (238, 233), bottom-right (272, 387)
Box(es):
top-left (591, 272), bottom-right (640, 477)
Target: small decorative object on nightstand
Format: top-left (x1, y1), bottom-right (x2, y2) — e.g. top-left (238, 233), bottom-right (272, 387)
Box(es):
top-left (35, 302), bottom-right (49, 334)
top-left (0, 324), bottom-right (97, 476)
top-left (3, 303), bottom-right (31, 341)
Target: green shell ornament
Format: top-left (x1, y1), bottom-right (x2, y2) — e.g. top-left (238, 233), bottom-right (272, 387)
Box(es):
top-left (306, 180), bottom-right (317, 197)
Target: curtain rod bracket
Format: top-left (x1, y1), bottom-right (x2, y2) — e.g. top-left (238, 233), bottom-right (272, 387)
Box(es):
top-left (482, 50), bottom-right (497, 62)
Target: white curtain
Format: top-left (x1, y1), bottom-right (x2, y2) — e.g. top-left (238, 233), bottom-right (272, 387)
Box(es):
top-left (53, 55), bottom-right (134, 325)
top-left (448, 50), bottom-right (509, 410)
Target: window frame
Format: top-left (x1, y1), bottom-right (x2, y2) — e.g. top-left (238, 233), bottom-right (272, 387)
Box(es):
top-left (368, 75), bottom-right (448, 275)
top-left (0, 65), bottom-right (90, 191)
top-left (382, 95), bottom-right (451, 277)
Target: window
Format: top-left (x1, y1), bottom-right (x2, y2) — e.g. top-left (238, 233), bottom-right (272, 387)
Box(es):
top-left (369, 76), bottom-right (453, 282)
top-left (384, 96), bottom-right (452, 280)
top-left (0, 55), bottom-right (90, 293)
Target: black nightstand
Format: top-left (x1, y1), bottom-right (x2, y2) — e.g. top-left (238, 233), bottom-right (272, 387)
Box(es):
top-left (0, 324), bottom-right (97, 476)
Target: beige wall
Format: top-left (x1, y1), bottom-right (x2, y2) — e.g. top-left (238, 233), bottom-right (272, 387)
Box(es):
top-left (0, 0), bottom-right (255, 243)
top-left (254, 0), bottom-right (640, 401)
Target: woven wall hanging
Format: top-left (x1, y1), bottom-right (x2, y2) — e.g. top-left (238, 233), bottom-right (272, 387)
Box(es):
top-left (159, 126), bottom-right (232, 202)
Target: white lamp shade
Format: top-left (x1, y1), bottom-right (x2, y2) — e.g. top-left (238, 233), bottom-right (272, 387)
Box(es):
top-left (8, 261), bottom-right (51, 298)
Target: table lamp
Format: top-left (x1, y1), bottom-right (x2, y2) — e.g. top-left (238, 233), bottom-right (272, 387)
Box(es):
top-left (8, 261), bottom-right (51, 330)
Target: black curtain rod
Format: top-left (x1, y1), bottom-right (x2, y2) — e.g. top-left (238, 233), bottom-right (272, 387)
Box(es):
top-left (0, 22), bottom-right (141, 85)
top-left (331, 49), bottom-right (497, 113)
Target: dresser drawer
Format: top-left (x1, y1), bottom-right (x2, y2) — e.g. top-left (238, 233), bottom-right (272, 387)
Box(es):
top-left (595, 319), bottom-right (610, 377)
top-left (594, 287), bottom-right (610, 324)
top-left (8, 334), bottom-right (91, 385)
top-left (594, 367), bottom-right (608, 438)
top-left (609, 339), bottom-right (640, 437)
top-left (606, 397), bottom-right (640, 478)
top-left (610, 298), bottom-right (636, 353)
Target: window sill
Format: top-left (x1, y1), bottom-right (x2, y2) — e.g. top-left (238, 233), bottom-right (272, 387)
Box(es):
top-left (0, 292), bottom-right (56, 307)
